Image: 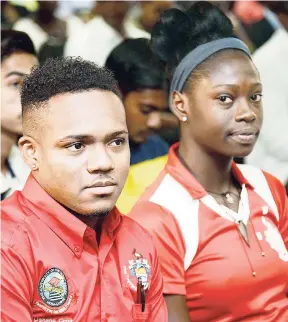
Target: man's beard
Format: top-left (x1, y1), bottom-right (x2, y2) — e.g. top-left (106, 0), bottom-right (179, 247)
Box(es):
top-left (63, 204), bottom-right (111, 219)
top-left (83, 211), bottom-right (109, 219)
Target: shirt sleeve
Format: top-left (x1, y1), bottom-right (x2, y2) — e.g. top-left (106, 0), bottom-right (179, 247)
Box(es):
top-left (1, 242), bottom-right (33, 321)
top-left (129, 201), bottom-right (186, 295)
top-left (264, 171), bottom-right (288, 248)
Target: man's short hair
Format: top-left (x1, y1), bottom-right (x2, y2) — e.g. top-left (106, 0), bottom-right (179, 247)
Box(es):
top-left (21, 57), bottom-right (121, 113)
top-left (1, 29), bottom-right (36, 62)
top-left (105, 38), bottom-right (165, 97)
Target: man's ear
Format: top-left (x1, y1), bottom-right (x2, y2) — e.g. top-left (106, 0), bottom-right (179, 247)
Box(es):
top-left (171, 91), bottom-right (190, 123)
top-left (18, 135), bottom-right (40, 171)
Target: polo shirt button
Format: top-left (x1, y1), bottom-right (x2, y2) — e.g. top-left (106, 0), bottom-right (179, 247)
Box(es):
top-left (74, 245), bottom-right (80, 252)
top-left (262, 206), bottom-right (268, 215)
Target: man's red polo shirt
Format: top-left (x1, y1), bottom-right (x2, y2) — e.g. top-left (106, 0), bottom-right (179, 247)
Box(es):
top-left (1, 175), bottom-right (167, 322)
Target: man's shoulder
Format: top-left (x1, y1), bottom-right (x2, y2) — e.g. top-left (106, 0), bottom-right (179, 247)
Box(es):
top-left (121, 215), bottom-right (152, 236)
top-left (146, 134), bottom-right (169, 149)
top-left (1, 192), bottom-right (32, 247)
top-left (119, 215), bottom-right (156, 248)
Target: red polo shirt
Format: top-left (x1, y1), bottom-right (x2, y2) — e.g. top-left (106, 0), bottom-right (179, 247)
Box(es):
top-left (129, 143), bottom-right (288, 321)
top-left (1, 175), bottom-right (167, 322)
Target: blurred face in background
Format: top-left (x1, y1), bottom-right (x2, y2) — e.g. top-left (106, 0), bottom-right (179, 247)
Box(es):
top-left (95, 1), bottom-right (130, 31)
top-left (140, 1), bottom-right (173, 32)
top-left (37, 1), bottom-right (58, 24)
top-left (124, 88), bottom-right (168, 144)
top-left (1, 52), bottom-right (38, 137)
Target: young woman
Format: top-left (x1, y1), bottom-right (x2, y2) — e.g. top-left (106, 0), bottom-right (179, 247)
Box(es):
top-left (106, 38), bottom-right (178, 213)
top-left (129, 2), bottom-right (288, 321)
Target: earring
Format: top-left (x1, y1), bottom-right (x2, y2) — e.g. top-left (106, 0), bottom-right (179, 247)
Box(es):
top-left (182, 116), bottom-right (188, 122)
top-left (32, 164), bottom-right (37, 170)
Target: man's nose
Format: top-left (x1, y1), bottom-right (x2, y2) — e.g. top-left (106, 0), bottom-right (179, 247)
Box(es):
top-left (87, 144), bottom-right (115, 173)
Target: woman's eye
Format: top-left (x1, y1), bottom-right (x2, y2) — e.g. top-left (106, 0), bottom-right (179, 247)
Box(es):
top-left (250, 94), bottom-right (262, 102)
top-left (109, 138), bottom-right (125, 147)
top-left (218, 95), bottom-right (233, 103)
top-left (67, 143), bottom-right (84, 152)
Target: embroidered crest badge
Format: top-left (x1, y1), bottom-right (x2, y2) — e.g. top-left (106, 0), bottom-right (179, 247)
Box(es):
top-left (123, 249), bottom-right (151, 291)
top-left (36, 268), bottom-right (77, 315)
top-left (38, 268), bottom-right (68, 307)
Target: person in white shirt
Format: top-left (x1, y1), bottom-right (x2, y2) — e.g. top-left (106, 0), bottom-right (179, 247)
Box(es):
top-left (13, 1), bottom-right (70, 52)
top-left (65, 1), bottom-right (173, 66)
top-left (246, 3), bottom-right (288, 188)
top-left (64, 1), bottom-right (130, 66)
top-left (1, 30), bottom-right (38, 200)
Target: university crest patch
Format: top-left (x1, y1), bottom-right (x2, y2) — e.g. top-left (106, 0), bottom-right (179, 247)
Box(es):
top-left (36, 268), bottom-right (76, 314)
top-left (123, 249), bottom-right (151, 291)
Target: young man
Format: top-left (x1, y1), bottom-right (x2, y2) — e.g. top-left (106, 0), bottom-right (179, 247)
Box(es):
top-left (1, 57), bottom-right (167, 321)
top-left (1, 29), bottom-right (38, 200)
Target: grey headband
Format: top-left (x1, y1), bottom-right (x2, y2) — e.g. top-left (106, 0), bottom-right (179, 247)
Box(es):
top-left (170, 37), bottom-right (251, 101)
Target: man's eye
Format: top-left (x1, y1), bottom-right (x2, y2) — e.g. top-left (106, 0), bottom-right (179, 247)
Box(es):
top-left (250, 94), bottom-right (262, 102)
top-left (218, 95), bottom-right (233, 103)
top-left (10, 81), bottom-right (22, 89)
top-left (67, 143), bottom-right (84, 152)
top-left (109, 138), bottom-right (126, 147)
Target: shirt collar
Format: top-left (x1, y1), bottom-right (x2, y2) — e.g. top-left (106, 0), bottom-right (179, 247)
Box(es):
top-left (22, 174), bottom-right (122, 257)
top-left (166, 143), bottom-right (253, 199)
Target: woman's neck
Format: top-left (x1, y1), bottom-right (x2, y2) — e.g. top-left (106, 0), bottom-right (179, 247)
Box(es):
top-left (1, 131), bottom-right (16, 174)
top-left (178, 138), bottom-right (234, 193)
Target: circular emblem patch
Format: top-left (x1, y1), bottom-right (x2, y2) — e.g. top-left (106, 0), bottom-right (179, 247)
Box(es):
top-left (38, 268), bottom-right (68, 307)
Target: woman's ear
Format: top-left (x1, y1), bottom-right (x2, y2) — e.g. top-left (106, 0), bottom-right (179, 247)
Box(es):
top-left (171, 91), bottom-right (189, 123)
top-left (18, 135), bottom-right (40, 171)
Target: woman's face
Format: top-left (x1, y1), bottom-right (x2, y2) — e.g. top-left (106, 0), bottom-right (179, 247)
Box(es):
top-left (178, 51), bottom-right (263, 158)
top-left (124, 88), bottom-right (168, 144)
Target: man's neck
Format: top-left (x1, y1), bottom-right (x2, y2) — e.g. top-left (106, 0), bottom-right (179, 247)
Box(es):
top-left (74, 212), bottom-right (108, 245)
top-left (1, 131), bottom-right (17, 174)
top-left (178, 139), bottom-right (234, 193)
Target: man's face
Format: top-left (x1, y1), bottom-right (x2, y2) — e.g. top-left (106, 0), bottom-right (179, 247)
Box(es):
top-left (29, 90), bottom-right (130, 215)
top-left (124, 89), bottom-right (168, 143)
top-left (141, 1), bottom-right (173, 32)
top-left (97, 1), bottom-right (130, 29)
top-left (1, 52), bottom-right (37, 136)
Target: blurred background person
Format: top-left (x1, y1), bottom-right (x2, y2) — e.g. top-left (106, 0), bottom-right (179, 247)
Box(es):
top-left (125, 1), bottom-right (174, 38)
top-left (233, 0), bottom-right (280, 49)
top-left (64, 1), bottom-right (131, 66)
top-left (65, 1), bottom-right (174, 66)
top-left (1, 0), bottom-right (29, 29)
top-left (1, 0), bottom-right (38, 29)
top-left (177, 1), bottom-right (281, 52)
top-left (246, 2), bottom-right (288, 191)
top-left (55, 0), bottom-right (94, 22)
top-left (1, 30), bottom-right (38, 200)
top-left (105, 38), bottom-right (178, 214)
top-left (13, 1), bottom-right (67, 52)
top-left (12, 0), bottom-right (85, 63)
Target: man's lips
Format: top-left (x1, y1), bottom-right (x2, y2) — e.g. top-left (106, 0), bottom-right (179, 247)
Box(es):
top-left (84, 179), bottom-right (117, 195)
top-left (87, 180), bottom-right (116, 188)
